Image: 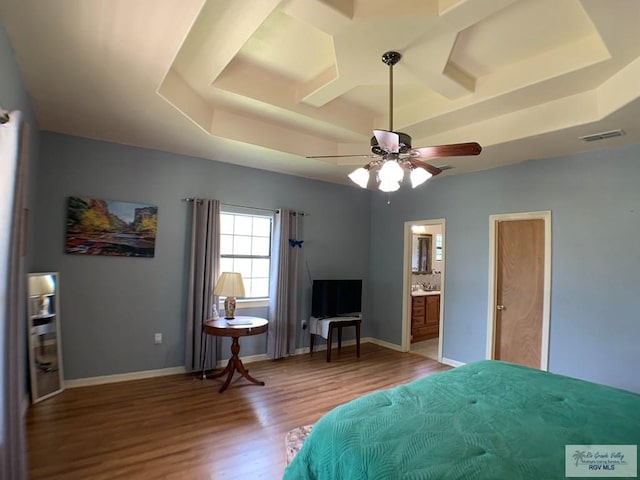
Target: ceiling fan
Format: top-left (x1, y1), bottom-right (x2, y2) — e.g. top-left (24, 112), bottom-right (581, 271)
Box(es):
top-left (307, 51), bottom-right (482, 191)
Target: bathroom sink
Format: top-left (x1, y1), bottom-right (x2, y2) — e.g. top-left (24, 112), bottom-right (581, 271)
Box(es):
top-left (411, 290), bottom-right (440, 296)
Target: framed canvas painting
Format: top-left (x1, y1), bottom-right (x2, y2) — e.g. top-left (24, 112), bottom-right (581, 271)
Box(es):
top-left (65, 196), bottom-right (158, 257)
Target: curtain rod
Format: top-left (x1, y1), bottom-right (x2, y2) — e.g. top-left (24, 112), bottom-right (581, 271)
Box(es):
top-left (182, 198), bottom-right (308, 216)
top-left (276, 209), bottom-right (309, 216)
top-left (0, 108), bottom-right (9, 124)
top-left (224, 202), bottom-right (276, 214)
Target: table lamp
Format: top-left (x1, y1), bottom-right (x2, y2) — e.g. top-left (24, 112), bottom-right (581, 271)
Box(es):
top-left (28, 274), bottom-right (55, 316)
top-left (213, 272), bottom-right (246, 319)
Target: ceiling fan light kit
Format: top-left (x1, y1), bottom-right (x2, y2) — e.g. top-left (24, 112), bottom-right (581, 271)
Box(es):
top-left (378, 180), bottom-right (400, 193)
top-left (332, 50), bottom-right (482, 192)
top-left (348, 166), bottom-right (370, 188)
top-left (378, 159), bottom-right (404, 183)
top-left (410, 166), bottom-right (432, 188)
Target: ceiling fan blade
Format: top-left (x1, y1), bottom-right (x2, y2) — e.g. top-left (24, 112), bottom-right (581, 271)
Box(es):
top-left (411, 142), bottom-right (482, 159)
top-left (306, 154), bottom-right (377, 159)
top-left (336, 157), bottom-right (381, 166)
top-left (409, 159), bottom-right (442, 176)
top-left (373, 130), bottom-right (400, 153)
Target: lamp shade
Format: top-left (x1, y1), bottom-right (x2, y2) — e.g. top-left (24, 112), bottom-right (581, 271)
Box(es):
top-left (213, 272), bottom-right (246, 298)
top-left (378, 180), bottom-right (400, 192)
top-left (348, 167), bottom-right (370, 188)
top-left (28, 274), bottom-right (55, 297)
top-left (410, 167), bottom-right (432, 188)
top-left (378, 160), bottom-right (404, 183)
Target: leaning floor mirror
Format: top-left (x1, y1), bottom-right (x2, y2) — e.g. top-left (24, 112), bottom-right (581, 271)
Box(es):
top-left (27, 272), bottom-right (64, 402)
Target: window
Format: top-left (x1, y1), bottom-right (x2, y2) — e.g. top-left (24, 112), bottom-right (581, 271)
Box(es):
top-left (220, 211), bottom-right (272, 299)
top-left (435, 233), bottom-right (443, 261)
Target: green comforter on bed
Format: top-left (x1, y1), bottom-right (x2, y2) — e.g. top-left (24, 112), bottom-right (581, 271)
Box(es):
top-left (283, 360), bottom-right (640, 480)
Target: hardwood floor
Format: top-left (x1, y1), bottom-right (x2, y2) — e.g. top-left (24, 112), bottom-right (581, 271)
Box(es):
top-left (26, 343), bottom-right (450, 479)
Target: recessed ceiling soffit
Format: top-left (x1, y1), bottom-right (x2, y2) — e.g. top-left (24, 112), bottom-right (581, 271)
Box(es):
top-left (157, 0), bottom-right (640, 163)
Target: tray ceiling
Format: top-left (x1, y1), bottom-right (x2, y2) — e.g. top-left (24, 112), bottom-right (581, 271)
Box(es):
top-left (1, 0), bottom-right (639, 186)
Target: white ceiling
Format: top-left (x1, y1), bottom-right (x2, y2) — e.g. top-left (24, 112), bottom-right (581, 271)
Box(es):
top-left (1, 0), bottom-right (639, 187)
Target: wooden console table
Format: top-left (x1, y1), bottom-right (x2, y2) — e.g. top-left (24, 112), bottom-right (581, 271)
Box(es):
top-left (310, 316), bottom-right (361, 362)
top-left (201, 316), bottom-right (268, 393)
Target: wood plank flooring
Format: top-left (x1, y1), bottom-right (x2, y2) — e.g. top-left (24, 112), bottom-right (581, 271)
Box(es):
top-left (26, 343), bottom-right (450, 479)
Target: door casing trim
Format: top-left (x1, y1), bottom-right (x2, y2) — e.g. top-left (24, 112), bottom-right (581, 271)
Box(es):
top-left (486, 211), bottom-right (552, 371)
top-left (402, 218), bottom-right (445, 361)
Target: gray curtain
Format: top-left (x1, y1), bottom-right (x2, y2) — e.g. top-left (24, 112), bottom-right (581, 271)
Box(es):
top-left (185, 199), bottom-right (220, 372)
top-left (0, 111), bottom-right (27, 480)
top-left (267, 209), bottom-right (302, 359)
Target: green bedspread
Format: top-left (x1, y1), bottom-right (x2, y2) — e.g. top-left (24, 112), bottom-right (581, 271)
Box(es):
top-left (283, 360), bottom-right (639, 480)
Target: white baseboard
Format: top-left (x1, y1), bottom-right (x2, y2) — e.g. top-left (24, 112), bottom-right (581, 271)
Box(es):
top-left (364, 337), bottom-right (403, 352)
top-left (216, 339), bottom-right (363, 362)
top-left (441, 357), bottom-right (465, 368)
top-left (65, 339), bottom-right (450, 388)
top-left (295, 337), bottom-right (362, 355)
top-left (65, 355), bottom-right (275, 388)
top-left (65, 366), bottom-right (187, 388)
top-left (218, 353), bottom-right (268, 367)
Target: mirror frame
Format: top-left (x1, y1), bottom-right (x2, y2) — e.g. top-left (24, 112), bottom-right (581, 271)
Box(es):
top-left (412, 234), bottom-right (433, 274)
top-left (27, 272), bottom-right (64, 403)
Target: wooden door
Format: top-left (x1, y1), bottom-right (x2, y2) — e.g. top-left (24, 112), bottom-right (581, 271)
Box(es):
top-left (494, 219), bottom-right (544, 368)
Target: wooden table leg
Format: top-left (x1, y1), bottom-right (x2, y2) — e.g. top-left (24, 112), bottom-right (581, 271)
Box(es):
top-left (337, 326), bottom-right (343, 350)
top-left (207, 357), bottom-right (235, 393)
top-left (326, 325), bottom-right (333, 362)
top-left (207, 336), bottom-right (265, 393)
top-left (233, 353), bottom-right (264, 387)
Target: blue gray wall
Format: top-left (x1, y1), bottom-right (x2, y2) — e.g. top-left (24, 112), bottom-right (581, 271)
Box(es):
top-left (30, 133), bottom-right (371, 379)
top-left (369, 145), bottom-right (640, 392)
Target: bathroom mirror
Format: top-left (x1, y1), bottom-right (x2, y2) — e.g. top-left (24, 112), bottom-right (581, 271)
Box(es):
top-left (27, 272), bottom-right (64, 402)
top-left (411, 234), bottom-right (433, 274)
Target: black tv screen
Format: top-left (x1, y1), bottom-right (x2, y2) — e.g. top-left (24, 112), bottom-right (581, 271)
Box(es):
top-left (311, 279), bottom-right (362, 319)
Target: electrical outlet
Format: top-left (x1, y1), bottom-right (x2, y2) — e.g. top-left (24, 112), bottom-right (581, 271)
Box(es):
top-left (301, 319), bottom-right (308, 330)
top-left (154, 333), bottom-right (162, 344)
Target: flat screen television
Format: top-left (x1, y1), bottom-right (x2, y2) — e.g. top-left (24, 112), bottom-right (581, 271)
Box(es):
top-left (311, 279), bottom-right (362, 319)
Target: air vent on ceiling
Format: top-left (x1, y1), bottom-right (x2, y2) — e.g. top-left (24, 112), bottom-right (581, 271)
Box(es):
top-left (579, 129), bottom-right (625, 143)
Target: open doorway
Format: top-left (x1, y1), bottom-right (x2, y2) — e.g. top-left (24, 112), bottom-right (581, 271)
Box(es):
top-left (402, 219), bottom-right (445, 362)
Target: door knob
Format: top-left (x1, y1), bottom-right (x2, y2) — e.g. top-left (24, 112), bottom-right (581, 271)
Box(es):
top-left (496, 305), bottom-right (505, 311)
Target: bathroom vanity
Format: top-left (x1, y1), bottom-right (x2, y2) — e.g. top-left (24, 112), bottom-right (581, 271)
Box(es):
top-left (411, 291), bottom-right (440, 342)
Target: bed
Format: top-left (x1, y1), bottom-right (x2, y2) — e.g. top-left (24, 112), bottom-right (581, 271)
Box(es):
top-left (283, 360), bottom-right (639, 479)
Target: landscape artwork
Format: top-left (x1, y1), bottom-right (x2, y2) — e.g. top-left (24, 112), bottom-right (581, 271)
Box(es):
top-left (65, 196), bottom-right (158, 257)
